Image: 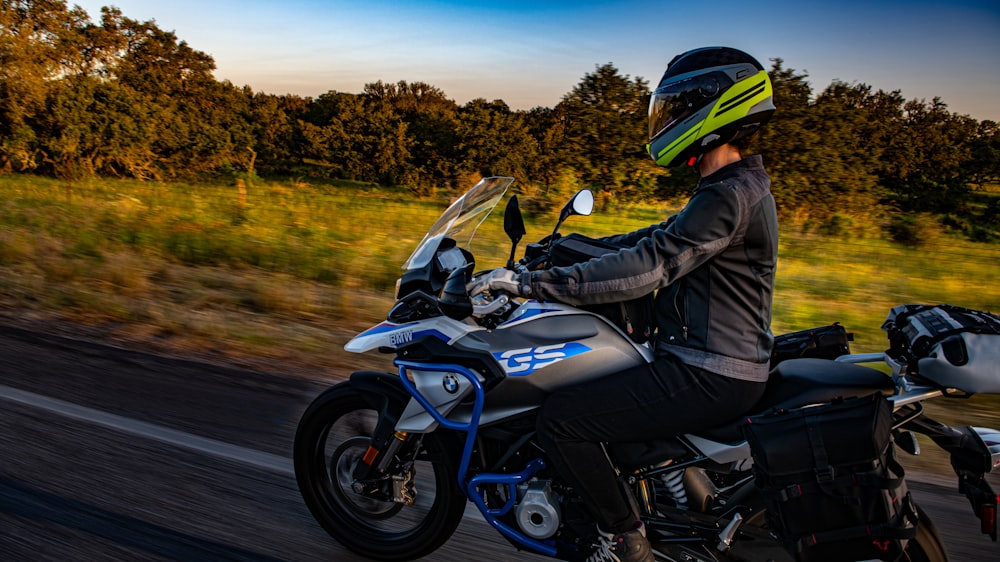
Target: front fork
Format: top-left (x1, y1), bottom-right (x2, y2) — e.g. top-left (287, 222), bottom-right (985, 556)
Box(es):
top-left (353, 430), bottom-right (418, 506)
top-left (345, 373), bottom-right (421, 506)
top-left (896, 403), bottom-right (1000, 540)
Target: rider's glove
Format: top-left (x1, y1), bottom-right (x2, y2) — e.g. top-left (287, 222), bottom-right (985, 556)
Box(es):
top-left (467, 267), bottom-right (531, 297)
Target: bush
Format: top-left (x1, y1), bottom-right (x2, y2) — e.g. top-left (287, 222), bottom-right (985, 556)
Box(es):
top-left (887, 214), bottom-right (939, 247)
top-left (818, 214), bottom-right (853, 238)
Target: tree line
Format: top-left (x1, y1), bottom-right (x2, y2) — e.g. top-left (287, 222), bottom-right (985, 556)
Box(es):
top-left (2, 1), bottom-right (998, 240)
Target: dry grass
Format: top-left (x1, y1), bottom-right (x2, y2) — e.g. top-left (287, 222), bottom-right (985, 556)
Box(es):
top-left (0, 246), bottom-right (393, 379)
top-left (1, 174), bottom-right (999, 401)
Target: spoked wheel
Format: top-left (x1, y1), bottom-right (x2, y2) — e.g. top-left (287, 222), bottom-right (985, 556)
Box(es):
top-left (294, 381), bottom-right (467, 561)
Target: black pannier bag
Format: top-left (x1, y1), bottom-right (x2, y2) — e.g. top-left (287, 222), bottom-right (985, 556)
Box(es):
top-left (770, 323), bottom-right (853, 368)
top-left (742, 394), bottom-right (917, 561)
top-left (547, 233), bottom-right (655, 344)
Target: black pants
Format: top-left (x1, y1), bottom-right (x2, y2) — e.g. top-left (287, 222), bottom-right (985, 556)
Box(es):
top-left (535, 353), bottom-right (766, 534)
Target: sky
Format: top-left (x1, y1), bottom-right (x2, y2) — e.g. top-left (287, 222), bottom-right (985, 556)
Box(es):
top-left (70, 0), bottom-right (1000, 122)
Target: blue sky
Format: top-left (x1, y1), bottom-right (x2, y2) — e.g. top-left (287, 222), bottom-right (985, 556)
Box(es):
top-left (72, 1), bottom-right (1000, 121)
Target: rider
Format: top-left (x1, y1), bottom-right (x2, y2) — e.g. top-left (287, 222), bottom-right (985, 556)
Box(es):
top-left (470, 46), bottom-right (778, 562)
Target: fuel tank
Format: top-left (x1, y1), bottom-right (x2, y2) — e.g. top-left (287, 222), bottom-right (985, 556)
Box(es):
top-left (395, 302), bottom-right (652, 430)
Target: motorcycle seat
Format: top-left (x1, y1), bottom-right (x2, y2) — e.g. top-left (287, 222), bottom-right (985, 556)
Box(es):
top-left (612, 359), bottom-right (896, 470)
top-left (696, 358), bottom-right (894, 444)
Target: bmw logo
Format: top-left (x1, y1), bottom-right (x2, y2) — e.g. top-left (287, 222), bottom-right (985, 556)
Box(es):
top-left (442, 375), bottom-right (460, 394)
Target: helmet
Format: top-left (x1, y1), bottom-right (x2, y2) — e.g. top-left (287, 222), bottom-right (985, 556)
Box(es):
top-left (647, 47), bottom-right (775, 167)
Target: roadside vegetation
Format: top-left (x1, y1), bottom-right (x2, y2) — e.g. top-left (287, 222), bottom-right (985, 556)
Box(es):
top-left (1, 173), bottom-right (997, 361)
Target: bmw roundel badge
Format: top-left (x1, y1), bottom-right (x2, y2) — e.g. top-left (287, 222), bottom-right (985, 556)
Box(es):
top-left (442, 375), bottom-right (460, 394)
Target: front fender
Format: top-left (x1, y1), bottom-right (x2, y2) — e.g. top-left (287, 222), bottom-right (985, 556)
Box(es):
top-left (349, 370), bottom-right (411, 415)
top-left (348, 371), bottom-right (465, 478)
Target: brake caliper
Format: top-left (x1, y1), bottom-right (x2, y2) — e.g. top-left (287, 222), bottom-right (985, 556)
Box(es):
top-left (392, 467), bottom-right (417, 506)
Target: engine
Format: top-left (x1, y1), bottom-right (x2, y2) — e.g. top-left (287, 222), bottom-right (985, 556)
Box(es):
top-left (515, 479), bottom-right (561, 539)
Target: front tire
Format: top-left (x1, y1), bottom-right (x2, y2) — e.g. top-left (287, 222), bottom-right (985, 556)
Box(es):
top-left (294, 381), bottom-right (467, 561)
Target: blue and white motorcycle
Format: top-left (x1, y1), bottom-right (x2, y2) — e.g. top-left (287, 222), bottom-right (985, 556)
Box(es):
top-left (294, 177), bottom-right (999, 561)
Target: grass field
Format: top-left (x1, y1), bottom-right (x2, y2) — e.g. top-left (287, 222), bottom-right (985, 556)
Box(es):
top-left (1, 173), bottom-right (998, 434)
top-left (2, 173), bottom-right (998, 352)
top-left (2, 173), bottom-right (998, 334)
top-left (1, 172), bottom-right (998, 475)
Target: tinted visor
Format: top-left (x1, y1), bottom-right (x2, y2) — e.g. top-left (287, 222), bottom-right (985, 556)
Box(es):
top-left (648, 72), bottom-right (733, 140)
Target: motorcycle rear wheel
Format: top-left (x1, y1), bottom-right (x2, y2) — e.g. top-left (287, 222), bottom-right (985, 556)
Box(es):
top-left (903, 504), bottom-right (948, 562)
top-left (294, 382), bottom-right (467, 561)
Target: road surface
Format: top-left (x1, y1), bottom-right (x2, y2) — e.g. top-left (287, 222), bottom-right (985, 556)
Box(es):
top-left (0, 325), bottom-right (995, 561)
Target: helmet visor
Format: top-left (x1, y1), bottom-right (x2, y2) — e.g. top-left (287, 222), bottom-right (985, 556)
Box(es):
top-left (648, 72), bottom-right (733, 141)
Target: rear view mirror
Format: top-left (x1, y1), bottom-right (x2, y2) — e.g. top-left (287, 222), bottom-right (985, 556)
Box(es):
top-left (504, 195), bottom-right (526, 269)
top-left (570, 190), bottom-right (594, 217)
top-left (551, 189), bottom-right (594, 242)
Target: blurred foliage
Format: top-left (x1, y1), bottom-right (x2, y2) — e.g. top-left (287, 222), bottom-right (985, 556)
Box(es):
top-left (1, 1), bottom-right (999, 241)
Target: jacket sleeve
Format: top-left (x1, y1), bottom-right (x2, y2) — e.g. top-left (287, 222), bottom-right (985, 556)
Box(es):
top-left (526, 184), bottom-right (741, 306)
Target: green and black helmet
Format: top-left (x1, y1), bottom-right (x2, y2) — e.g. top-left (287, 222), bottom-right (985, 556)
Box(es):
top-left (647, 47), bottom-right (775, 167)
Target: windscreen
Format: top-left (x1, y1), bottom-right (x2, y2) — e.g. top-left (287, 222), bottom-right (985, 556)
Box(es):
top-left (403, 176), bottom-right (514, 271)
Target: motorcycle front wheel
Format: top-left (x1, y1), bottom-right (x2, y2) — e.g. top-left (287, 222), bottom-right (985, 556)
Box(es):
top-left (294, 381), bottom-right (467, 561)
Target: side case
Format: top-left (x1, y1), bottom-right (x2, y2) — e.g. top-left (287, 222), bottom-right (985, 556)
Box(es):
top-left (742, 394), bottom-right (917, 562)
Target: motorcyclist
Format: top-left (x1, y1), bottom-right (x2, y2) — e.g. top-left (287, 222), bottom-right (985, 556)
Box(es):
top-left (470, 46), bottom-right (777, 562)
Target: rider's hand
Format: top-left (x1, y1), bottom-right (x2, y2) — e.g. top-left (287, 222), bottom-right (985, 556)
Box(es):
top-left (467, 267), bottom-right (528, 297)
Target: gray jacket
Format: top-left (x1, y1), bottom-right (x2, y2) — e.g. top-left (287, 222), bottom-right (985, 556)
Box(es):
top-left (522, 155), bottom-right (778, 382)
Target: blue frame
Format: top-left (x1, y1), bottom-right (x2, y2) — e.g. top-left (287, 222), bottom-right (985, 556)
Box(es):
top-left (395, 359), bottom-right (560, 557)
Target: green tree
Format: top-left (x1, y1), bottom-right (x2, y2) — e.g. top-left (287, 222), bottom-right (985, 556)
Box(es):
top-left (0, 0), bottom-right (89, 171)
top-left (754, 59), bottom-right (815, 213)
top-left (33, 77), bottom-right (160, 178)
top-left (793, 81), bottom-right (885, 218)
top-left (881, 98), bottom-right (978, 213)
top-left (521, 106), bottom-right (563, 189)
top-left (246, 91), bottom-right (309, 175)
top-left (756, 64), bottom-right (892, 225)
top-left (301, 90), bottom-right (412, 185)
top-left (554, 63), bottom-right (664, 205)
top-left (454, 98), bottom-right (538, 185)
top-left (106, 15), bottom-right (255, 176)
top-left (299, 90), bottom-right (359, 176)
top-left (363, 80), bottom-right (459, 188)
top-left (968, 120), bottom-right (1000, 190)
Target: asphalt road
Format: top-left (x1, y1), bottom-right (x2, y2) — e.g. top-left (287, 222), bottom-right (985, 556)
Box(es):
top-left (0, 325), bottom-right (996, 561)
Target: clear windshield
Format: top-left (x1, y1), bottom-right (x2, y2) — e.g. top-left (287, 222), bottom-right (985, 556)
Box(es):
top-left (403, 176), bottom-right (514, 271)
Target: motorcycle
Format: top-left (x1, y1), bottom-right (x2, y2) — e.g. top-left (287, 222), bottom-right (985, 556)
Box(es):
top-left (294, 176), bottom-right (1000, 561)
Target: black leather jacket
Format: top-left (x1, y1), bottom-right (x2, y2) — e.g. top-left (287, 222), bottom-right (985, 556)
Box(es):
top-left (523, 155), bottom-right (778, 382)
